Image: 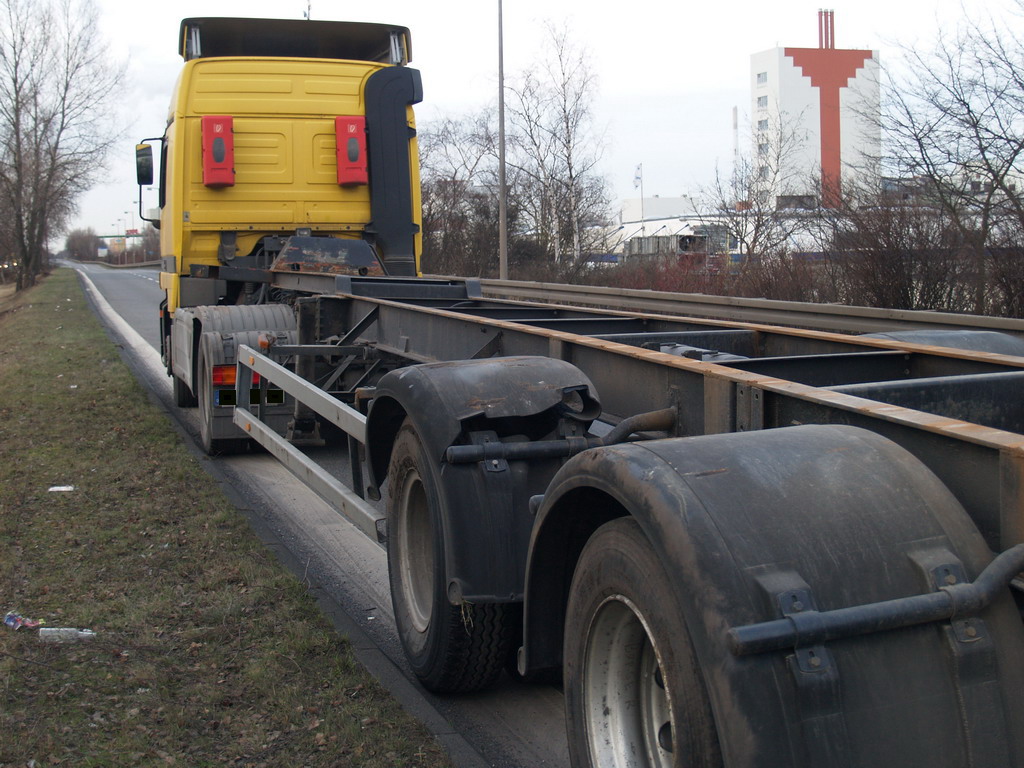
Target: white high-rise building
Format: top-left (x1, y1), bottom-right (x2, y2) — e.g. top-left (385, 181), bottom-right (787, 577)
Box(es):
top-left (750, 10), bottom-right (880, 207)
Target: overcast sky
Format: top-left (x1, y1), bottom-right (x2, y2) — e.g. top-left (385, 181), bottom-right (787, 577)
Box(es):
top-left (77, 0), bottom-right (996, 237)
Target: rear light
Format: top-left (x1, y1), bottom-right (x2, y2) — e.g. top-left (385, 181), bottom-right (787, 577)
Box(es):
top-left (211, 365), bottom-right (260, 387)
top-left (211, 364), bottom-right (234, 386)
top-left (201, 115), bottom-right (235, 188)
top-left (335, 116), bottom-right (368, 185)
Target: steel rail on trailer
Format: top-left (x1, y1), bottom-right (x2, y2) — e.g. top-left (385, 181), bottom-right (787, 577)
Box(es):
top-left (473, 277), bottom-right (1024, 336)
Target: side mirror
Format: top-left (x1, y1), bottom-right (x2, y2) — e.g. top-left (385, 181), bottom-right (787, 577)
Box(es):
top-left (136, 143), bottom-right (154, 186)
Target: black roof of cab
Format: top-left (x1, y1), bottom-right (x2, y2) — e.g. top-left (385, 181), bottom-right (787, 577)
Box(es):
top-left (178, 17), bottom-right (412, 65)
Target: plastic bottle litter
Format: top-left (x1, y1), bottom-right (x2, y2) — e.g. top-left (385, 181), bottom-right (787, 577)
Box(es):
top-left (38, 627), bottom-right (96, 643)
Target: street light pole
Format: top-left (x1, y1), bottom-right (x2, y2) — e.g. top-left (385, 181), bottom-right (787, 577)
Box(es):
top-left (118, 219), bottom-right (127, 264)
top-left (497, 0), bottom-right (508, 281)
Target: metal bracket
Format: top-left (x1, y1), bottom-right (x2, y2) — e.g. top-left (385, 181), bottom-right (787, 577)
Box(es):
top-left (921, 556), bottom-right (995, 646)
top-left (736, 384), bottom-right (765, 432)
top-left (548, 337), bottom-right (571, 362)
top-left (335, 305), bottom-right (380, 346)
top-left (913, 548), bottom-right (1009, 765)
top-left (746, 571), bottom-right (850, 765)
top-left (779, 585), bottom-right (849, 765)
top-left (220, 333), bottom-right (237, 363)
top-left (471, 330), bottom-right (504, 359)
top-left (951, 617), bottom-right (987, 644)
top-left (469, 431), bottom-right (508, 472)
top-left (793, 646), bottom-right (831, 674)
top-left (777, 588), bottom-right (834, 673)
top-left (217, 231), bottom-right (237, 263)
top-left (667, 385), bottom-right (686, 436)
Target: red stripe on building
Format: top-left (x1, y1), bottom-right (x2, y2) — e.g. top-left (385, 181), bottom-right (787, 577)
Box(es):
top-left (784, 47), bottom-right (873, 207)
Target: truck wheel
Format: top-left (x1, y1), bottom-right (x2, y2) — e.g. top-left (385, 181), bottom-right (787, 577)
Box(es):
top-left (565, 516), bottom-right (722, 768)
top-left (387, 419), bottom-right (512, 693)
top-left (197, 353), bottom-right (246, 455)
top-left (173, 374), bottom-right (197, 408)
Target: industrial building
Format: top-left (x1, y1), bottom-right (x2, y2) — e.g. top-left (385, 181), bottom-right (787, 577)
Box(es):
top-left (750, 10), bottom-right (880, 207)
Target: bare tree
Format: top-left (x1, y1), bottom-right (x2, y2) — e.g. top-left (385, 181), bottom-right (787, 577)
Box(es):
top-left (695, 112), bottom-right (822, 299)
top-left (64, 226), bottom-right (99, 261)
top-left (418, 21), bottom-right (609, 280)
top-left (507, 22), bottom-right (609, 277)
top-left (419, 112), bottom-right (497, 275)
top-left (815, 183), bottom-right (975, 311)
top-left (0, 0), bottom-right (123, 290)
top-left (138, 223), bottom-right (159, 261)
top-left (882, 3), bottom-right (1024, 314)
top-left (418, 110), bottom-right (541, 277)
top-left (701, 111), bottom-right (812, 257)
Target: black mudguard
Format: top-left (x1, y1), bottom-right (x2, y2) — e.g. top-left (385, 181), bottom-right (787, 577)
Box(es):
top-left (525, 424), bottom-right (1024, 767)
top-left (366, 356), bottom-right (599, 604)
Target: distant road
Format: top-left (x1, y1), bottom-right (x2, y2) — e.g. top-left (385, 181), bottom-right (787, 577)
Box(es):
top-left (70, 261), bottom-right (163, 350)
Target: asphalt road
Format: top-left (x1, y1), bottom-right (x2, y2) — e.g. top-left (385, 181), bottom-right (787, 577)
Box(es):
top-left (68, 262), bottom-right (571, 768)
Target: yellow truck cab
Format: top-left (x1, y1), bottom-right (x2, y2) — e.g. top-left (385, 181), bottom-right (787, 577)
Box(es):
top-left (135, 17), bottom-right (422, 452)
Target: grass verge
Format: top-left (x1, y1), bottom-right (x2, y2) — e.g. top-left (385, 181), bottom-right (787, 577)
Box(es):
top-left (0, 270), bottom-right (453, 767)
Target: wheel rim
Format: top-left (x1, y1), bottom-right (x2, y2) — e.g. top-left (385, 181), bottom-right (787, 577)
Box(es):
top-left (583, 595), bottom-right (674, 768)
top-left (396, 469), bottom-right (435, 636)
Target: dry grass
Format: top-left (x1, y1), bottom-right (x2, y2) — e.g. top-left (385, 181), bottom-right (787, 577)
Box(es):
top-left (0, 279), bottom-right (19, 314)
top-left (0, 269), bottom-right (453, 767)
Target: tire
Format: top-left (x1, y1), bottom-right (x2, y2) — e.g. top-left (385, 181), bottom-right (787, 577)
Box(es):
top-left (197, 352), bottom-right (247, 456)
top-left (564, 517), bottom-right (722, 768)
top-left (173, 373), bottom-right (197, 408)
top-left (386, 419), bottom-right (513, 693)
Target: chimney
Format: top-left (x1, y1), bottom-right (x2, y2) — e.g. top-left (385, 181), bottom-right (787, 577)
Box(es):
top-left (818, 9), bottom-right (836, 49)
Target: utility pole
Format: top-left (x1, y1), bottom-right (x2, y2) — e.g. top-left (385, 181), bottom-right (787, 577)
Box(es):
top-left (497, 0), bottom-right (508, 280)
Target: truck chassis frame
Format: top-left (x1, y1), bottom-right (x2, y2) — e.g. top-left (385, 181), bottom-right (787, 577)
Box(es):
top-left (220, 275), bottom-right (1024, 767)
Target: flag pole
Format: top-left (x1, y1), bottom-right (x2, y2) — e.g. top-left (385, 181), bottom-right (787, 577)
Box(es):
top-left (637, 163), bottom-right (645, 236)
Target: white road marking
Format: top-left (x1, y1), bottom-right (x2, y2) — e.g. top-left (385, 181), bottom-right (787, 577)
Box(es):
top-left (77, 269), bottom-right (168, 391)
